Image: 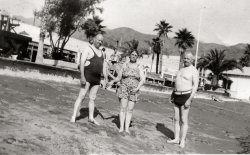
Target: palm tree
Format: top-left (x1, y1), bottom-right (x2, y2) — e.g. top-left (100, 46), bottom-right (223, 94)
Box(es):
top-left (197, 49), bottom-right (242, 89)
top-left (125, 39), bottom-right (139, 52)
top-left (174, 28), bottom-right (195, 69)
top-left (120, 39), bottom-right (144, 58)
top-left (152, 37), bottom-right (161, 73)
top-left (239, 44), bottom-right (250, 67)
top-left (81, 16), bottom-right (106, 43)
top-left (154, 20), bottom-right (173, 74)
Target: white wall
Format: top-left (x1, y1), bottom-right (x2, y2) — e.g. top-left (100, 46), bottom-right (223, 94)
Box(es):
top-left (137, 55), bottom-right (180, 74)
top-left (229, 76), bottom-right (250, 100)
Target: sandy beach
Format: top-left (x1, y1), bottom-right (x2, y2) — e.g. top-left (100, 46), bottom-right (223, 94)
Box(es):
top-left (0, 74), bottom-right (250, 154)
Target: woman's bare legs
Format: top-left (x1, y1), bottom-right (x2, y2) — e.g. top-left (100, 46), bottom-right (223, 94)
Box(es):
top-left (125, 101), bottom-right (135, 134)
top-left (119, 98), bottom-right (128, 132)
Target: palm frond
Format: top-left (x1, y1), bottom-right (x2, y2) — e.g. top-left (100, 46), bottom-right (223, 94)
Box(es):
top-left (174, 28), bottom-right (195, 50)
top-left (198, 48), bottom-right (243, 76)
top-left (154, 20), bottom-right (172, 38)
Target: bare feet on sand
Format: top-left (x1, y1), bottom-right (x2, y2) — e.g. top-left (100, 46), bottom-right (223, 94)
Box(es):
top-left (167, 139), bottom-right (180, 144)
top-left (119, 129), bottom-right (124, 133)
top-left (179, 140), bottom-right (185, 148)
top-left (88, 119), bottom-right (100, 126)
top-left (70, 117), bottom-right (76, 123)
top-left (125, 130), bottom-right (130, 135)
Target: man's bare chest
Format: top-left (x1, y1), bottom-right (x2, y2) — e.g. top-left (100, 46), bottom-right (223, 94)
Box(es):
top-left (177, 68), bottom-right (192, 81)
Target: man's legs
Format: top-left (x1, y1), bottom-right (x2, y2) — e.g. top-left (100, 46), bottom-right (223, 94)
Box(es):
top-left (70, 83), bottom-right (90, 122)
top-left (167, 105), bottom-right (181, 143)
top-left (125, 101), bottom-right (135, 134)
top-left (180, 106), bottom-right (190, 148)
top-left (88, 84), bottom-right (100, 125)
top-left (119, 98), bottom-right (128, 132)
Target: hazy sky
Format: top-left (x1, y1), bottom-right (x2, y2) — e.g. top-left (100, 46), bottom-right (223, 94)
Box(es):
top-left (1, 0), bottom-right (250, 45)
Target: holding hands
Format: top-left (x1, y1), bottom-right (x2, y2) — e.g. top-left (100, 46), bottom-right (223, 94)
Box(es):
top-left (106, 80), bottom-right (115, 89)
top-left (169, 92), bottom-right (174, 104)
top-left (131, 88), bottom-right (139, 94)
top-left (80, 77), bottom-right (86, 85)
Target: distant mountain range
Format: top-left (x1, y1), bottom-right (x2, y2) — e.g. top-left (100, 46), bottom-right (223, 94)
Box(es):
top-left (16, 16), bottom-right (247, 60)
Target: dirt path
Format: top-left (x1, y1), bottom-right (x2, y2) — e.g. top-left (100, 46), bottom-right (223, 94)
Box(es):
top-left (0, 75), bottom-right (250, 154)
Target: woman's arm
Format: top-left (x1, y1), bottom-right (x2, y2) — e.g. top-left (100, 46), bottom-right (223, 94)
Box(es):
top-left (113, 64), bottom-right (124, 82)
top-left (106, 61), bottom-right (116, 80)
top-left (107, 69), bottom-right (116, 80)
top-left (107, 63), bottom-right (124, 88)
top-left (135, 65), bottom-right (145, 90)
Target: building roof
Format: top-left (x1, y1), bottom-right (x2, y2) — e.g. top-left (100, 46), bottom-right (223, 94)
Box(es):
top-left (223, 67), bottom-right (250, 77)
top-left (13, 22), bottom-right (89, 53)
top-left (13, 22), bottom-right (118, 59)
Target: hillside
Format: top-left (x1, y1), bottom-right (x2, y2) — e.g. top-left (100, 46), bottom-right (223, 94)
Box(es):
top-left (16, 16), bottom-right (247, 59)
top-left (73, 27), bottom-right (246, 59)
top-left (14, 16), bottom-right (41, 27)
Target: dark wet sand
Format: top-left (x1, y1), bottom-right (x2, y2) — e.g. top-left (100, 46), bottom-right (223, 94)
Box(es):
top-left (0, 75), bottom-right (250, 154)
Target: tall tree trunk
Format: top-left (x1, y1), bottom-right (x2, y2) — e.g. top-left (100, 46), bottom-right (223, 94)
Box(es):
top-left (211, 74), bottom-right (219, 91)
top-left (150, 53), bottom-right (154, 72)
top-left (211, 75), bottom-right (218, 86)
top-left (35, 31), bottom-right (45, 64)
top-left (159, 38), bottom-right (164, 74)
top-left (159, 53), bottom-right (163, 74)
top-left (178, 50), bottom-right (185, 70)
top-left (156, 53), bottom-right (160, 74)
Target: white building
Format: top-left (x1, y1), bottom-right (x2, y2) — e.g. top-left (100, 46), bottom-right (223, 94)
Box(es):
top-left (224, 67), bottom-right (250, 100)
top-left (13, 22), bottom-right (117, 68)
top-left (13, 23), bottom-right (182, 75)
top-left (137, 54), bottom-right (179, 74)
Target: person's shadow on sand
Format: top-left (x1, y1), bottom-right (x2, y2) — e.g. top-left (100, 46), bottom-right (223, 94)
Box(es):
top-left (105, 115), bottom-right (134, 129)
top-left (76, 107), bottom-right (105, 121)
top-left (156, 123), bottom-right (174, 139)
top-left (105, 115), bottom-right (120, 128)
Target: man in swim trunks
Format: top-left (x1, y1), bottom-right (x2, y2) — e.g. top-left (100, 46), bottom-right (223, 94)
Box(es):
top-left (70, 34), bottom-right (108, 125)
top-left (167, 51), bottom-right (199, 148)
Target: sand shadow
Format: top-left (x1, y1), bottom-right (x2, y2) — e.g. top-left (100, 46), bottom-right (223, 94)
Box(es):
top-left (105, 114), bottom-right (134, 129)
top-left (76, 107), bottom-right (105, 121)
top-left (156, 123), bottom-right (174, 139)
top-left (105, 114), bottom-right (120, 128)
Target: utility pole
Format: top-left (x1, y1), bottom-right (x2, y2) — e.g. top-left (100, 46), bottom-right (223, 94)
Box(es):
top-left (194, 7), bottom-right (205, 68)
top-left (35, 0), bottom-right (47, 64)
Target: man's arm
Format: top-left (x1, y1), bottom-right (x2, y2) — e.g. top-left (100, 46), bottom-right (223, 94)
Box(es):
top-left (103, 59), bottom-right (108, 84)
top-left (185, 68), bottom-right (199, 107)
top-left (170, 72), bottom-right (178, 103)
top-left (79, 49), bottom-right (89, 84)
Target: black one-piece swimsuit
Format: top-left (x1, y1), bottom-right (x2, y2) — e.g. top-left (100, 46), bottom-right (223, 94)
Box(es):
top-left (84, 46), bottom-right (104, 85)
